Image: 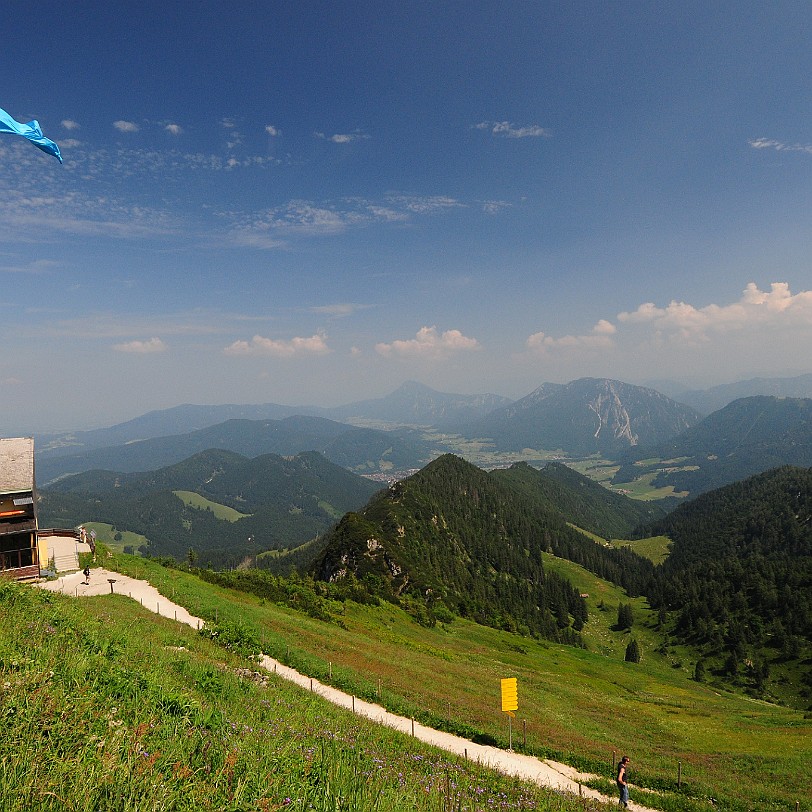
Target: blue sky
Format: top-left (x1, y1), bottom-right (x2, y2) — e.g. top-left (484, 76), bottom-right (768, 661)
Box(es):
top-left (2, 1), bottom-right (812, 432)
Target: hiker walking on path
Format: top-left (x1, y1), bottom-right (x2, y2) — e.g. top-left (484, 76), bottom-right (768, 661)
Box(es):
top-left (617, 755), bottom-right (630, 808)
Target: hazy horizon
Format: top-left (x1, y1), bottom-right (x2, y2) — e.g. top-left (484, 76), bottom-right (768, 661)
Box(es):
top-left (3, 2), bottom-right (812, 432)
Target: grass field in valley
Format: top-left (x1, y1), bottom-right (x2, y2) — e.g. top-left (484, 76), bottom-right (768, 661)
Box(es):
top-left (82, 522), bottom-right (150, 555)
top-left (173, 490), bottom-right (252, 522)
top-left (106, 553), bottom-right (810, 812)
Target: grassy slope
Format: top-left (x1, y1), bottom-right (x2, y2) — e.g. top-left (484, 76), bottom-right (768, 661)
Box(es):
top-left (0, 579), bottom-right (603, 812)
top-left (83, 521), bottom-right (150, 555)
top-left (173, 490), bottom-right (251, 522)
top-left (107, 554), bottom-right (810, 812)
top-left (566, 525), bottom-right (671, 566)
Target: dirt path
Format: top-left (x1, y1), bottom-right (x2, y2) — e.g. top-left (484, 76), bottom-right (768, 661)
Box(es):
top-left (38, 568), bottom-right (650, 809)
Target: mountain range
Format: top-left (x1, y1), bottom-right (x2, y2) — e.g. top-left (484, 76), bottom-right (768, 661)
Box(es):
top-left (37, 374), bottom-right (812, 460)
top-left (35, 415), bottom-right (435, 486)
top-left (36, 381), bottom-right (510, 458)
top-left (39, 449), bottom-right (381, 567)
top-left (35, 378), bottom-right (703, 484)
top-left (614, 396), bottom-right (812, 496)
top-left (466, 377), bottom-right (701, 455)
top-left (671, 373), bottom-right (812, 415)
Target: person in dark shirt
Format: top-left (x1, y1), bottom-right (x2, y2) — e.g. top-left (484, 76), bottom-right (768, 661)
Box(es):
top-left (617, 756), bottom-right (630, 808)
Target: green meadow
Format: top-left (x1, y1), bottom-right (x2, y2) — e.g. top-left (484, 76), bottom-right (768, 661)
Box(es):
top-left (102, 552), bottom-right (810, 812)
top-left (82, 522), bottom-right (150, 555)
top-left (2, 577), bottom-right (598, 812)
top-left (173, 490), bottom-right (252, 522)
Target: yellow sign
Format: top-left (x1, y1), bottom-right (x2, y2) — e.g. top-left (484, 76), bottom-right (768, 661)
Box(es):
top-left (501, 677), bottom-right (518, 714)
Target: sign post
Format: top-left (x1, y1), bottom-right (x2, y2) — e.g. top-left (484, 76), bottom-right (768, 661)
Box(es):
top-left (501, 677), bottom-right (518, 751)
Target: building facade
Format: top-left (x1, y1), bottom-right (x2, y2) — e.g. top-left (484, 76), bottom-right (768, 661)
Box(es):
top-left (0, 438), bottom-right (39, 580)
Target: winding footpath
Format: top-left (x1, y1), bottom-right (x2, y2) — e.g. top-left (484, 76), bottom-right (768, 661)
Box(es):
top-left (38, 568), bottom-right (651, 810)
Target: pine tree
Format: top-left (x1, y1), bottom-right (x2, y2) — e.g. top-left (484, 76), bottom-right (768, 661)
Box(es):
top-left (617, 603), bottom-right (634, 630)
top-left (625, 638), bottom-right (641, 663)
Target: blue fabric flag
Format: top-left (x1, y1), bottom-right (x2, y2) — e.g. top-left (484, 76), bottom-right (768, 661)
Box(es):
top-left (0, 106), bottom-right (63, 163)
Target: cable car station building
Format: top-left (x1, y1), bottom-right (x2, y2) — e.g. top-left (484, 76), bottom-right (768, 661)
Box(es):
top-left (0, 437), bottom-right (39, 580)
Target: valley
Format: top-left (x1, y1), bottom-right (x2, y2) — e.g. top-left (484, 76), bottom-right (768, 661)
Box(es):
top-left (11, 375), bottom-right (812, 809)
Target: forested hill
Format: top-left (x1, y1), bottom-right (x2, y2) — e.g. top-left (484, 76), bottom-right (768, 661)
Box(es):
top-left (40, 450), bottom-right (381, 567)
top-left (311, 454), bottom-right (654, 643)
top-left (492, 461), bottom-right (666, 539)
top-left (613, 396), bottom-right (812, 497)
top-left (642, 466), bottom-right (812, 661)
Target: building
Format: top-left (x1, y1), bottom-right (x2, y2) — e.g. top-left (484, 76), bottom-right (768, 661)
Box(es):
top-left (0, 437), bottom-right (39, 580)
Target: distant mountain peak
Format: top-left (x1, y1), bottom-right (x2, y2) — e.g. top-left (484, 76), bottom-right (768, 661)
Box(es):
top-left (473, 377), bottom-right (701, 456)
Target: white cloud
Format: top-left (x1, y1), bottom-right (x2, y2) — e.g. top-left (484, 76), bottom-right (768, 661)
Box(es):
top-left (224, 332), bottom-right (331, 358)
top-left (376, 326), bottom-right (480, 359)
top-left (617, 282), bottom-right (812, 340)
top-left (512, 281), bottom-right (812, 387)
top-left (61, 119), bottom-right (80, 131)
top-left (226, 194), bottom-right (470, 247)
top-left (526, 320), bottom-right (616, 353)
top-left (309, 303), bottom-right (370, 317)
top-left (165, 123), bottom-right (183, 135)
top-left (221, 119), bottom-right (242, 149)
top-left (113, 120), bottom-right (140, 133)
top-left (385, 194), bottom-right (464, 214)
top-left (265, 125), bottom-right (280, 136)
top-left (476, 121), bottom-right (551, 139)
top-left (315, 131), bottom-right (370, 144)
top-left (527, 283), bottom-right (812, 365)
top-left (113, 337), bottom-right (167, 353)
top-left (749, 137), bottom-right (812, 156)
top-left (0, 258), bottom-right (59, 274)
top-left (480, 200), bottom-right (511, 214)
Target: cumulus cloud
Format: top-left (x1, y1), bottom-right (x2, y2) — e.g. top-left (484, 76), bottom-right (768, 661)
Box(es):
top-left (61, 119), bottom-right (80, 131)
top-left (519, 281), bottom-right (812, 386)
top-left (526, 320), bottom-right (616, 353)
top-left (617, 282), bottom-right (812, 338)
top-left (265, 124), bottom-right (280, 136)
top-left (164, 123), bottom-right (183, 135)
top-left (113, 120), bottom-right (140, 133)
top-left (113, 337), bottom-right (167, 353)
top-left (224, 332), bottom-right (331, 357)
top-left (375, 326), bottom-right (480, 359)
top-left (475, 121), bottom-right (551, 138)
